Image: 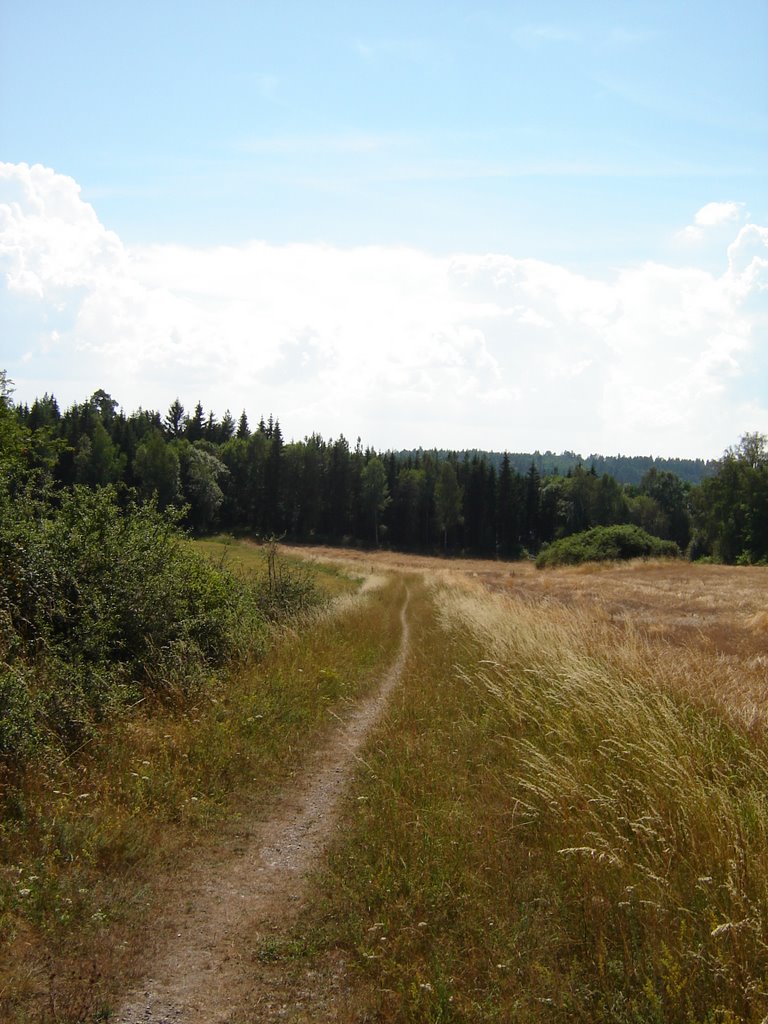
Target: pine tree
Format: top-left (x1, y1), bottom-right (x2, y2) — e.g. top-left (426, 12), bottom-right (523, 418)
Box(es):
top-left (263, 420), bottom-right (284, 533)
top-left (185, 402), bottom-right (205, 441)
top-left (361, 456), bottom-right (390, 546)
top-left (134, 429), bottom-right (181, 509)
top-left (220, 410), bottom-right (236, 442)
top-left (204, 410), bottom-right (218, 442)
top-left (165, 398), bottom-right (185, 438)
top-left (236, 411), bottom-right (250, 439)
top-left (524, 460), bottom-right (541, 551)
top-left (326, 435), bottom-right (351, 539)
top-left (434, 460), bottom-right (463, 552)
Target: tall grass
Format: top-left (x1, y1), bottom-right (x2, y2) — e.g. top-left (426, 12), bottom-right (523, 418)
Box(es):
top-left (438, 586), bottom-right (768, 1020)
top-left (308, 574), bottom-right (768, 1023)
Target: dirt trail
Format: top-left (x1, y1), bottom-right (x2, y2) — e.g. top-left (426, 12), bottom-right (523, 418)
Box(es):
top-left (114, 586), bottom-right (410, 1024)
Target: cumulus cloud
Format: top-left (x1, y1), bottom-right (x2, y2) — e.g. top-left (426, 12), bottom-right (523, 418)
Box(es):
top-left (1, 162), bottom-right (766, 457)
top-left (694, 201), bottom-right (746, 228)
top-left (679, 200), bottom-right (748, 242)
top-left (728, 223), bottom-right (768, 284)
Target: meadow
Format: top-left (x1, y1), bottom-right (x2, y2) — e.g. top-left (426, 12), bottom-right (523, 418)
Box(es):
top-left (1, 539), bottom-right (767, 1022)
top-left (289, 548), bottom-right (768, 1023)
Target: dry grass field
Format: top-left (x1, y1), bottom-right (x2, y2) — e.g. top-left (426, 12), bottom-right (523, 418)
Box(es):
top-left (290, 545), bottom-right (768, 1023)
top-left (293, 545), bottom-right (768, 728)
top-left (290, 543), bottom-right (768, 653)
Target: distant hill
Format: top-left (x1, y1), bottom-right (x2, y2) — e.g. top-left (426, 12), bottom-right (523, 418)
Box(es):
top-left (399, 449), bottom-right (715, 486)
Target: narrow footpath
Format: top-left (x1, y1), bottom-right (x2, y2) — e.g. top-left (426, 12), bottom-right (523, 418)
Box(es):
top-left (114, 586), bottom-right (411, 1024)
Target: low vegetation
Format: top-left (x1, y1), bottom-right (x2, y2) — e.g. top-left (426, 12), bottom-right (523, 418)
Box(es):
top-left (535, 523), bottom-right (680, 568)
top-left (0, 530), bottom-right (405, 1021)
top-left (2, 525), bottom-right (768, 1021)
top-left (303, 561), bottom-right (768, 1023)
top-left (2, 366), bottom-right (768, 1020)
top-left (0, 488), bottom-right (322, 769)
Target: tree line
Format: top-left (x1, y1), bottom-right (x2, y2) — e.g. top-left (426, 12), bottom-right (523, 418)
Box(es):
top-left (4, 377), bottom-right (767, 565)
top-left (403, 448), bottom-right (713, 486)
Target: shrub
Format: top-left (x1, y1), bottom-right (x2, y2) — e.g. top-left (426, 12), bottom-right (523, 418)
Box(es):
top-left (536, 524), bottom-right (680, 568)
top-left (0, 487), bottom-right (272, 764)
top-left (0, 666), bottom-right (41, 763)
top-left (255, 540), bottom-right (323, 621)
top-left (0, 487), bottom-right (263, 671)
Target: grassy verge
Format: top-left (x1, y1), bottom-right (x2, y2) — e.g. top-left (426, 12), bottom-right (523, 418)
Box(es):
top-left (193, 536), bottom-right (358, 602)
top-left (303, 573), bottom-right (768, 1023)
top-left (0, 544), bottom-right (401, 1023)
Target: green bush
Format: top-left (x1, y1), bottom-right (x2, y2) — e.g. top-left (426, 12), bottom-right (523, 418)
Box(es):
top-left (536, 524), bottom-right (680, 568)
top-left (0, 487), bottom-right (275, 764)
top-left (0, 487), bottom-right (262, 670)
top-left (0, 666), bottom-right (41, 762)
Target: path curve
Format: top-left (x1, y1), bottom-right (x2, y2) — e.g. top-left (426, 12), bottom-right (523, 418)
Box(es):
top-left (115, 585), bottom-right (410, 1024)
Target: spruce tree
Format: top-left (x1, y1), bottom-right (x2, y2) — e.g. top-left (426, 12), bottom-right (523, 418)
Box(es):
top-left (165, 398), bottom-right (185, 438)
top-left (236, 411), bottom-right (250, 439)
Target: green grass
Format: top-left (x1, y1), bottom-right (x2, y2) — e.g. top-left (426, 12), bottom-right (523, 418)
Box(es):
top-left (298, 577), bottom-right (519, 1022)
top-left (193, 535), bottom-right (357, 600)
top-left (0, 558), bottom-right (400, 1023)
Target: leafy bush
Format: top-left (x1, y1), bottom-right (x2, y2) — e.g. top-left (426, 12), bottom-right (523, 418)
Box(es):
top-left (0, 487), bottom-right (274, 764)
top-left (0, 487), bottom-right (260, 669)
top-left (0, 666), bottom-right (41, 761)
top-left (536, 524), bottom-right (680, 568)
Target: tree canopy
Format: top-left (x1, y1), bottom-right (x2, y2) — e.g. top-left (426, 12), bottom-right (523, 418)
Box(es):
top-left (3, 373), bottom-right (763, 564)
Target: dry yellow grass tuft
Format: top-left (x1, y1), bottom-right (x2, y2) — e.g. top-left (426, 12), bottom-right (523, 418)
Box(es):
top-left (748, 610), bottom-right (768, 634)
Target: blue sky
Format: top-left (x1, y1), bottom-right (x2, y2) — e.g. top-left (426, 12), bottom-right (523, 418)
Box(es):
top-left (1, 0), bottom-right (767, 457)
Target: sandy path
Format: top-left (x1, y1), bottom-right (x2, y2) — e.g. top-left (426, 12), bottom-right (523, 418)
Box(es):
top-left (114, 587), bottom-right (410, 1024)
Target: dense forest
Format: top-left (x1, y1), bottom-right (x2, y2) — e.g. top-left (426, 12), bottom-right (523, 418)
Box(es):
top-left (3, 374), bottom-right (767, 565)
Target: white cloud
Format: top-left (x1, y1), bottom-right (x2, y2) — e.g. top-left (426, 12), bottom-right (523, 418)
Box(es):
top-left (727, 223), bottom-right (768, 284)
top-left (1, 162), bottom-right (766, 458)
top-left (694, 201), bottom-right (746, 228)
top-left (679, 201), bottom-right (747, 242)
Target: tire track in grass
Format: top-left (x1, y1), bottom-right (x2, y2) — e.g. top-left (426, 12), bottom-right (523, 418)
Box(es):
top-left (114, 584), bottom-right (411, 1024)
